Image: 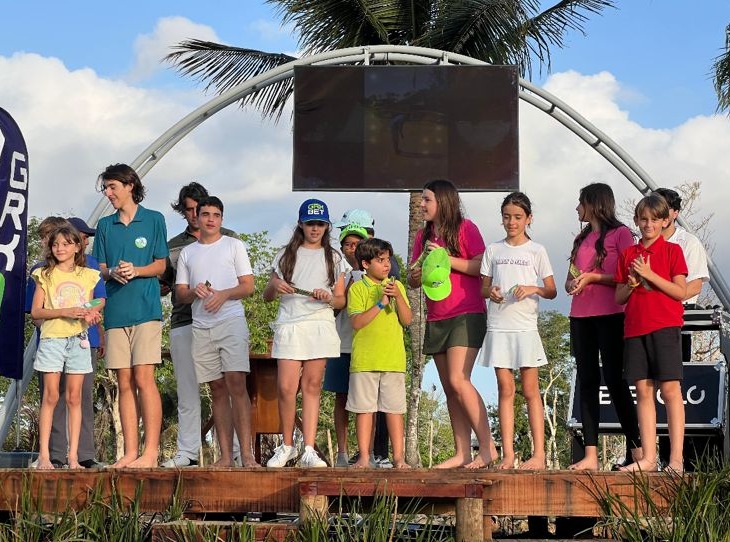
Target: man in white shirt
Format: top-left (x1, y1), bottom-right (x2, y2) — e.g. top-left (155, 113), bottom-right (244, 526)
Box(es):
top-left (176, 196), bottom-right (259, 467)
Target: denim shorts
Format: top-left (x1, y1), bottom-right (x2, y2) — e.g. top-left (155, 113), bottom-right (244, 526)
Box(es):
top-left (34, 336), bottom-right (92, 374)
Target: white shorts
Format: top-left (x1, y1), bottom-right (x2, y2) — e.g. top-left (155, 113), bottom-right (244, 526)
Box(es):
top-left (192, 317), bottom-right (250, 383)
top-left (272, 320), bottom-right (340, 360)
top-left (476, 330), bottom-right (547, 369)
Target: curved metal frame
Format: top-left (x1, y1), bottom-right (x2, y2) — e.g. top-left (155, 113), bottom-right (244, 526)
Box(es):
top-left (87, 44), bottom-right (730, 306)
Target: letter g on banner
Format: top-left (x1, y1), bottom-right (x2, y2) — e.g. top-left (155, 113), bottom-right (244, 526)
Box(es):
top-left (0, 107), bottom-right (29, 379)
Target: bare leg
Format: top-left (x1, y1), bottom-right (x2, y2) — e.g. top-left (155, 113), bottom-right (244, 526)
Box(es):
top-left (520, 367), bottom-right (546, 470)
top-left (300, 359), bottom-right (326, 448)
top-left (209, 377), bottom-right (235, 467)
top-left (112, 368), bottom-right (139, 468)
top-left (65, 374), bottom-right (85, 469)
top-left (621, 379), bottom-right (658, 472)
top-left (226, 371), bottom-right (260, 467)
top-left (353, 412), bottom-right (374, 468)
top-left (127, 364), bottom-right (162, 468)
top-left (660, 380), bottom-right (684, 472)
top-left (495, 368), bottom-right (516, 469)
top-left (37, 373), bottom-right (61, 470)
top-left (386, 413), bottom-right (410, 469)
top-left (276, 360), bottom-right (303, 446)
top-left (334, 392), bottom-right (349, 456)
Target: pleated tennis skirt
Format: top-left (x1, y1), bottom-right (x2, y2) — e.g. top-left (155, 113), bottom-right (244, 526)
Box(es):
top-left (476, 330), bottom-right (547, 369)
top-left (271, 320), bottom-right (341, 361)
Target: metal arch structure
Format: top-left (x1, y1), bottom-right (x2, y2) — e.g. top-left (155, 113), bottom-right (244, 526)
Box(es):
top-left (87, 44), bottom-right (730, 307)
top-left (2, 45), bottom-right (729, 446)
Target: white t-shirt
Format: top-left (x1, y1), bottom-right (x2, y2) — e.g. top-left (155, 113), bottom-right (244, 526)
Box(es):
top-left (336, 269), bottom-right (363, 353)
top-left (272, 246), bottom-right (348, 325)
top-left (177, 236), bottom-right (253, 328)
top-left (668, 225), bottom-right (709, 305)
top-left (481, 239), bottom-right (554, 331)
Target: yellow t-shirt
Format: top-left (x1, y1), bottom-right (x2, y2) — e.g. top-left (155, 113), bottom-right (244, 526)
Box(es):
top-left (32, 266), bottom-right (101, 339)
top-left (348, 276), bottom-right (409, 373)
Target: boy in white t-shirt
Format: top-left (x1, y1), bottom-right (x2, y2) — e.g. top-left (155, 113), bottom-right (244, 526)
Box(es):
top-left (176, 196), bottom-right (259, 468)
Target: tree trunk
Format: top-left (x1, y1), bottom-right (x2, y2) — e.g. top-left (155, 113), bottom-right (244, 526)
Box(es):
top-left (405, 191), bottom-right (425, 467)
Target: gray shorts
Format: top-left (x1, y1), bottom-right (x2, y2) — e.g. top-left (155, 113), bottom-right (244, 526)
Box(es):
top-left (346, 372), bottom-right (406, 414)
top-left (192, 317), bottom-right (250, 383)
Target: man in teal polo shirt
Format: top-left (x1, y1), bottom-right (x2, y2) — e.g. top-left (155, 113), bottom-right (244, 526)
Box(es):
top-left (93, 163), bottom-right (168, 468)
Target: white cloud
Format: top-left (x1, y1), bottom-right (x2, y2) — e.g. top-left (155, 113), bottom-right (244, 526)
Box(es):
top-left (1, 53), bottom-right (729, 312)
top-left (128, 16), bottom-right (221, 82)
top-left (249, 19), bottom-right (292, 43)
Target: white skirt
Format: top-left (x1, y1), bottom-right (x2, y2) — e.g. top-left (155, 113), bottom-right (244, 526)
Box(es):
top-left (272, 320), bottom-right (341, 360)
top-left (476, 330), bottom-right (547, 369)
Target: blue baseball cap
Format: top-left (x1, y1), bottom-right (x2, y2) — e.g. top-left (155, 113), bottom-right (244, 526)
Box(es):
top-left (298, 199), bottom-right (330, 223)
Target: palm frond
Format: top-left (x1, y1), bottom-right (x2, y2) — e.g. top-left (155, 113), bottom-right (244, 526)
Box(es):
top-left (713, 24), bottom-right (730, 114)
top-left (165, 39), bottom-right (297, 121)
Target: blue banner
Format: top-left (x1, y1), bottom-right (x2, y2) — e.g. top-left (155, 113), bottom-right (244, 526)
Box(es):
top-left (0, 107), bottom-right (29, 379)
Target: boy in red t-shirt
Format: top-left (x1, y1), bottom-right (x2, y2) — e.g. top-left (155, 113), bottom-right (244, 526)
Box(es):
top-left (615, 194), bottom-right (688, 473)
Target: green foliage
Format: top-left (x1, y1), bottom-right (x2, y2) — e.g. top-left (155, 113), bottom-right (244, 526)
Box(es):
top-left (594, 455), bottom-right (730, 542)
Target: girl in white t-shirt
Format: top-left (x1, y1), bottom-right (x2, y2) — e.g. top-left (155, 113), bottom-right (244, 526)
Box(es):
top-left (263, 199), bottom-right (347, 468)
top-left (477, 192), bottom-right (557, 470)
top-left (30, 226), bottom-right (104, 469)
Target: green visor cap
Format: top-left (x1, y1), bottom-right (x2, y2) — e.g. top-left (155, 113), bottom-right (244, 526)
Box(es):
top-left (421, 247), bottom-right (452, 301)
top-left (339, 225), bottom-right (369, 243)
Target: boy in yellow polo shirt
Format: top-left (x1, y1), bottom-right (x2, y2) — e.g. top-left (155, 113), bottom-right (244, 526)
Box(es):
top-left (347, 238), bottom-right (412, 468)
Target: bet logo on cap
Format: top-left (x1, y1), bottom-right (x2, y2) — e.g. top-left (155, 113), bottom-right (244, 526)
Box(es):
top-left (298, 198), bottom-right (330, 223)
top-left (421, 247), bottom-right (451, 301)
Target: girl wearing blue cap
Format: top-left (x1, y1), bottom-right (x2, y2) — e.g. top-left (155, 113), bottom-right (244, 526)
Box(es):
top-left (477, 191), bottom-right (557, 470)
top-left (263, 199), bottom-right (347, 468)
top-left (408, 179), bottom-right (497, 469)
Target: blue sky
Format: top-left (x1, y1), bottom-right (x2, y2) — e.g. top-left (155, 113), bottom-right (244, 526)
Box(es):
top-left (1, 1), bottom-right (729, 406)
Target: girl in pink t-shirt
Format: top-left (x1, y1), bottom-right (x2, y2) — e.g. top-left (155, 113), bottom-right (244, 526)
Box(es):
top-left (407, 179), bottom-right (496, 469)
top-left (566, 182), bottom-right (640, 470)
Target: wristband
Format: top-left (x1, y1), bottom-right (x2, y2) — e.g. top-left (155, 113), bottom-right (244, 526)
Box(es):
top-left (376, 301), bottom-right (385, 310)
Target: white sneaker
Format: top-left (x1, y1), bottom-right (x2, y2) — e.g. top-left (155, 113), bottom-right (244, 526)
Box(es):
top-left (161, 453), bottom-right (199, 468)
top-left (266, 444), bottom-right (298, 468)
top-left (335, 452), bottom-right (350, 467)
top-left (374, 455), bottom-right (393, 469)
top-left (298, 446), bottom-right (327, 468)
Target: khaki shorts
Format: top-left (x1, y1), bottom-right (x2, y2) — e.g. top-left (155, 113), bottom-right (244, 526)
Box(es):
top-left (105, 321), bottom-right (162, 369)
top-left (192, 317), bottom-right (250, 383)
top-left (346, 372), bottom-right (406, 414)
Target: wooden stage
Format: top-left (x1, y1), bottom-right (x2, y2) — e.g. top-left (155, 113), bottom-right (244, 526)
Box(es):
top-left (0, 467), bottom-right (675, 541)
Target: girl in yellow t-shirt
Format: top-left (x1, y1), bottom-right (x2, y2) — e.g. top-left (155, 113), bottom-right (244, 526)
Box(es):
top-left (31, 226), bottom-right (105, 469)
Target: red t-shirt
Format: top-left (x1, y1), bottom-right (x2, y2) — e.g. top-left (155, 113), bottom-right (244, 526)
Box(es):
top-left (614, 235), bottom-right (688, 338)
top-left (411, 219), bottom-right (486, 321)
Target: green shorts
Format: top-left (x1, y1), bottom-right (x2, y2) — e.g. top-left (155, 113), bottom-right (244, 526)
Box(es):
top-left (423, 312), bottom-right (487, 355)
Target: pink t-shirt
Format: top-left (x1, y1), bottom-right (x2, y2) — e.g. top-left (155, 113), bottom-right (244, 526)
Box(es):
top-left (569, 225), bottom-right (634, 318)
top-left (411, 219), bottom-right (486, 322)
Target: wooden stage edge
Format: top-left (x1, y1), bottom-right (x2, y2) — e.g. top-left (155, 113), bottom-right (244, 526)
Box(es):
top-left (0, 467), bottom-right (674, 516)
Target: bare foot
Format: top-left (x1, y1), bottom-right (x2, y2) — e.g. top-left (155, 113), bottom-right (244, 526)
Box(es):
top-left (664, 462), bottom-right (684, 475)
top-left (67, 461), bottom-right (82, 470)
top-left (351, 458), bottom-right (371, 469)
top-left (433, 455), bottom-right (470, 469)
top-left (212, 458), bottom-right (235, 468)
top-left (127, 455), bottom-right (158, 469)
top-left (619, 458), bottom-right (658, 472)
top-left (568, 457), bottom-right (599, 471)
top-left (240, 456), bottom-right (262, 468)
top-left (520, 455), bottom-right (546, 470)
top-left (465, 451), bottom-right (493, 469)
top-left (35, 458), bottom-right (54, 470)
top-left (111, 454), bottom-right (138, 468)
top-left (494, 455), bottom-right (515, 470)
top-left (392, 461), bottom-right (411, 469)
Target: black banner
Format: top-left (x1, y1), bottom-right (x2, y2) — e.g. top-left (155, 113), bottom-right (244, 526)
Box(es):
top-left (0, 107), bottom-right (29, 379)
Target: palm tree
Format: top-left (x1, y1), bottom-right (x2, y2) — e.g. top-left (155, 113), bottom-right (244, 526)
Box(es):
top-left (166, 0), bottom-right (616, 466)
top-left (713, 23), bottom-right (730, 113)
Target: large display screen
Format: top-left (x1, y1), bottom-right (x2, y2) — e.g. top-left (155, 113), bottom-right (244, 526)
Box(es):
top-left (293, 65), bottom-right (519, 192)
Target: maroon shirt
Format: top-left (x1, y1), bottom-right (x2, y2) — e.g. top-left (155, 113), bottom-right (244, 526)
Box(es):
top-left (614, 235), bottom-right (687, 338)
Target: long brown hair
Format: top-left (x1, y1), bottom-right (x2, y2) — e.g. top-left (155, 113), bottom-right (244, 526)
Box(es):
top-left (420, 179), bottom-right (465, 257)
top-left (278, 223), bottom-right (340, 287)
top-left (42, 226), bottom-right (86, 279)
top-left (570, 183), bottom-right (625, 270)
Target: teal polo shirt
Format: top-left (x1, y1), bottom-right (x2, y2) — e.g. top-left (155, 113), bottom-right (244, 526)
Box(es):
top-left (92, 205), bottom-right (169, 329)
